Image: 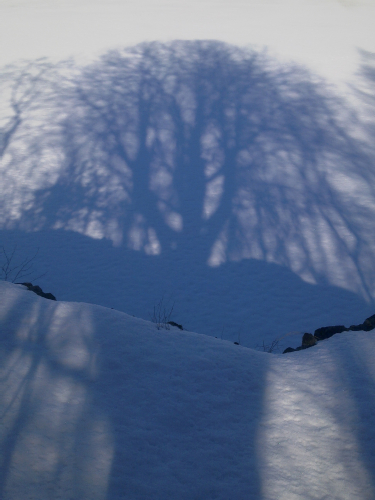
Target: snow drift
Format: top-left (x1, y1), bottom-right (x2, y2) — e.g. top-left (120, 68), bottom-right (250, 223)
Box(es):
top-left (1, 280), bottom-right (375, 499)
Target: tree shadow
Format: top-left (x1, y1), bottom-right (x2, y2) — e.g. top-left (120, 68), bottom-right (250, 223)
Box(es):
top-left (328, 332), bottom-right (375, 497)
top-left (2, 42), bottom-right (375, 497)
top-left (257, 334), bottom-right (375, 498)
top-left (0, 281), bottom-right (271, 500)
top-left (1, 41), bottom-right (375, 345)
top-left (0, 285), bottom-right (113, 499)
top-left (1, 227), bottom-right (374, 351)
top-left (1, 41), bottom-right (375, 302)
top-left (354, 49), bottom-right (375, 147)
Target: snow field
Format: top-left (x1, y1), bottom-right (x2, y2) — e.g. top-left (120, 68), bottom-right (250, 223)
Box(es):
top-left (1, 0), bottom-right (375, 497)
top-left (1, 281), bottom-right (375, 499)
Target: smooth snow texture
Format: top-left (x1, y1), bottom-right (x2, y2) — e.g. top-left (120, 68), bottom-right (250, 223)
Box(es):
top-left (1, 280), bottom-right (375, 500)
top-left (1, 1), bottom-right (375, 348)
top-left (1, 2), bottom-right (375, 497)
top-left (1, 40), bottom-right (375, 348)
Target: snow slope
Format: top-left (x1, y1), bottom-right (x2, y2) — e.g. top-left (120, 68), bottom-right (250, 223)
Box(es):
top-left (1, 280), bottom-right (375, 499)
top-left (1, 2), bottom-right (375, 497)
top-left (1, 1), bottom-right (375, 347)
top-left (1, 39), bottom-right (375, 349)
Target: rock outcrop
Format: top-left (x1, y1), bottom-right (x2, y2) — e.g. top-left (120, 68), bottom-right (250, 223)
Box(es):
top-left (167, 321), bottom-right (183, 330)
top-left (302, 332), bottom-right (318, 347)
top-left (282, 333), bottom-right (317, 353)
top-left (314, 325), bottom-right (348, 341)
top-left (17, 282), bottom-right (56, 301)
top-left (349, 314), bottom-right (375, 332)
top-left (283, 314), bottom-right (375, 353)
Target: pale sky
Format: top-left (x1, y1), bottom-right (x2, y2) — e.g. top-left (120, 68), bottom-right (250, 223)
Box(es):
top-left (1, 0), bottom-right (374, 89)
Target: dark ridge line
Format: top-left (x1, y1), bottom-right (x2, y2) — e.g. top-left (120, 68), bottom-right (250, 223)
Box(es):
top-left (283, 314), bottom-right (375, 353)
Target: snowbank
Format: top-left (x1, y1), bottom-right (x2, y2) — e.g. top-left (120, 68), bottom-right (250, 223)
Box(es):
top-left (1, 281), bottom-right (374, 499)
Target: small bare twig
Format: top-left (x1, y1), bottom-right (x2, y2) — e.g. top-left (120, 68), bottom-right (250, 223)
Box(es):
top-left (150, 296), bottom-right (175, 330)
top-left (0, 245), bottom-right (47, 283)
top-left (255, 338), bottom-right (282, 354)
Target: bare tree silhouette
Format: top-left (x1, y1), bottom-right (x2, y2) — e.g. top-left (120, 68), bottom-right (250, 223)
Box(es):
top-left (1, 41), bottom-right (375, 330)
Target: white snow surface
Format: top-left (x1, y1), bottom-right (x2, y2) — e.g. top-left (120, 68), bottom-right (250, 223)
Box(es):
top-left (1, 1), bottom-right (375, 497)
top-left (0, 0), bottom-right (375, 348)
top-left (1, 280), bottom-right (375, 499)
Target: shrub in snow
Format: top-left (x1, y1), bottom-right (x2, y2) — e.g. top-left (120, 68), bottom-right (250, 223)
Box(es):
top-left (255, 338), bottom-right (282, 353)
top-left (151, 297), bottom-right (175, 330)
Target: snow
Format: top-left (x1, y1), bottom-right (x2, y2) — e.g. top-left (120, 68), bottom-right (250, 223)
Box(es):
top-left (1, 280), bottom-right (375, 499)
top-left (1, 38), bottom-right (375, 348)
top-left (0, 2), bottom-right (374, 350)
top-left (1, 1), bottom-right (375, 496)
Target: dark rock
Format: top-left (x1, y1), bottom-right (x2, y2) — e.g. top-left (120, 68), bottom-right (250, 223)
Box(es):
top-left (42, 292), bottom-right (57, 301)
top-left (349, 324), bottom-right (364, 331)
top-left (283, 347), bottom-right (296, 353)
top-left (349, 314), bottom-right (375, 332)
top-left (302, 333), bottom-right (317, 347)
top-left (362, 314), bottom-right (375, 331)
top-left (284, 313), bottom-right (375, 354)
top-left (314, 325), bottom-right (348, 341)
top-left (283, 345), bottom-right (307, 353)
top-left (283, 334), bottom-right (317, 353)
top-left (167, 321), bottom-right (183, 330)
top-left (18, 282), bottom-right (56, 301)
